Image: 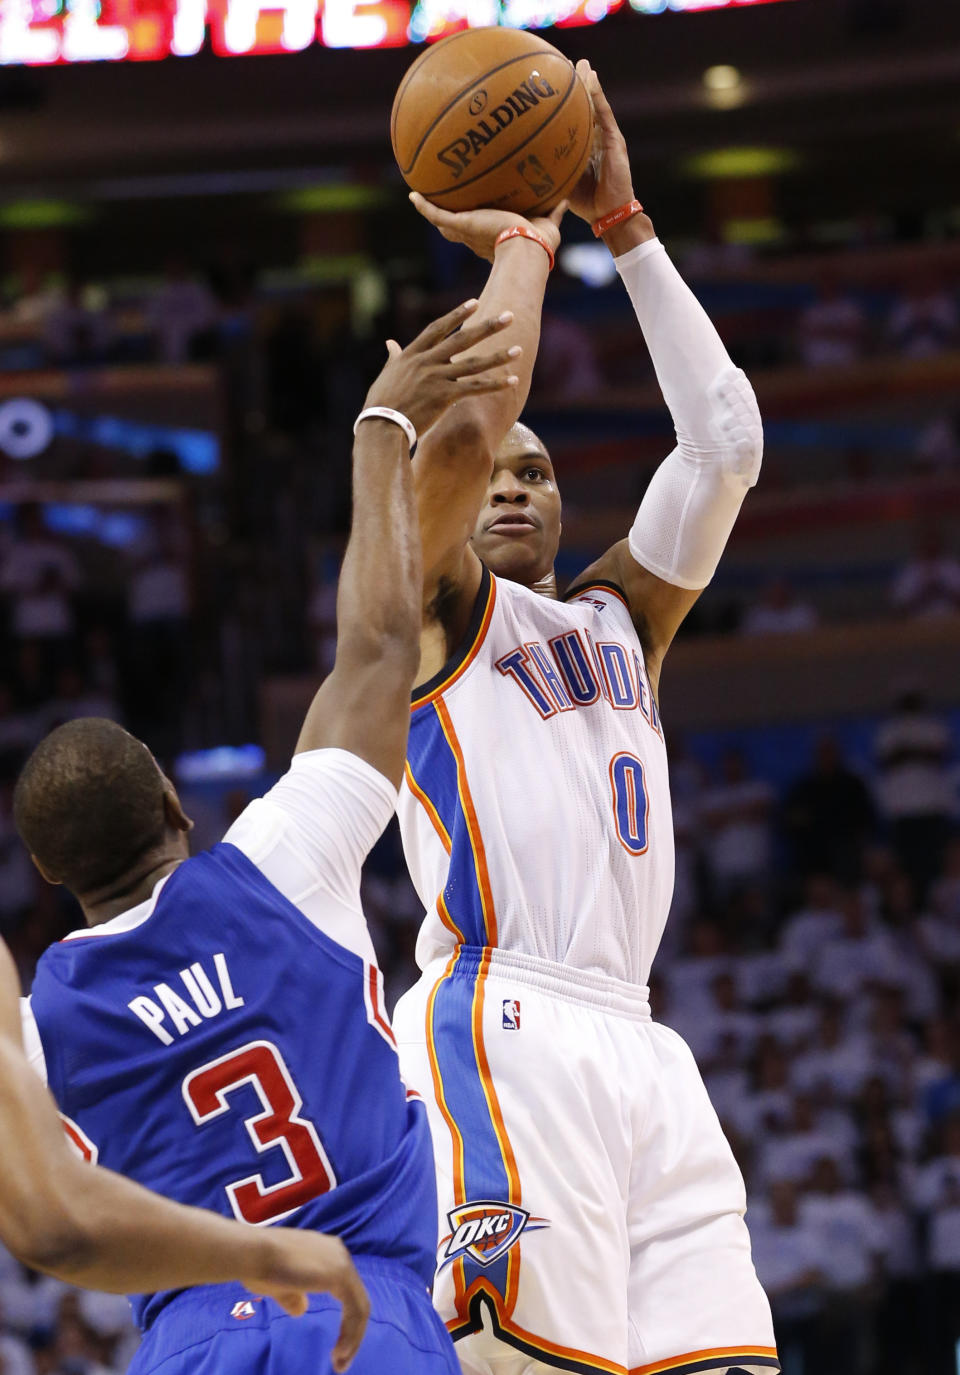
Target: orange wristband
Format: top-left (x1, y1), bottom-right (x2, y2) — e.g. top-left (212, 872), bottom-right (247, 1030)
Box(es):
top-left (592, 199), bottom-right (644, 239)
top-left (494, 225), bottom-right (555, 272)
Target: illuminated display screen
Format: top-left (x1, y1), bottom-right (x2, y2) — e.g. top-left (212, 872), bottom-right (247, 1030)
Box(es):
top-left (0, 0), bottom-right (795, 66)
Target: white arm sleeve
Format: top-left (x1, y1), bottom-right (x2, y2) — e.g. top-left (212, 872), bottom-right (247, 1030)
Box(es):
top-left (616, 238), bottom-right (763, 590)
top-left (224, 748), bottom-right (397, 963)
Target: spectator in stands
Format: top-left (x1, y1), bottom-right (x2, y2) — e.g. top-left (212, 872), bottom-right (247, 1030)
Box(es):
top-left (913, 1115), bottom-right (960, 1373)
top-left (765, 970), bottom-right (820, 1051)
top-left (123, 511), bottom-right (191, 756)
top-left (41, 666), bottom-right (120, 734)
top-left (307, 549), bottom-right (340, 676)
top-left (740, 577), bottom-right (819, 636)
top-left (0, 506), bottom-right (82, 673)
top-left (800, 1155), bottom-right (881, 1374)
top-left (0, 680), bottom-right (38, 780)
top-left (0, 779), bottom-right (36, 932)
top-left (8, 265), bottom-right (62, 329)
top-left (728, 1037), bottom-right (794, 1139)
top-left (793, 997), bottom-right (874, 1103)
top-left (782, 735), bottom-right (876, 881)
top-left (913, 410), bottom-right (960, 474)
top-left (43, 277), bottom-right (113, 366)
top-left (664, 919), bottom-right (730, 1021)
top-left (796, 273), bottom-right (867, 370)
top-left (875, 685), bottom-right (956, 901)
top-left (700, 750), bottom-right (776, 899)
top-left (922, 1029), bottom-right (960, 1126)
top-left (929, 835), bottom-right (960, 924)
top-left (759, 1091), bottom-right (855, 1189)
top-left (779, 874), bottom-right (845, 968)
top-left (890, 524), bottom-right (960, 619)
top-left (747, 1180), bottom-right (825, 1374)
top-left (146, 256), bottom-right (218, 365)
top-left (531, 311), bottom-right (603, 402)
top-left (875, 874), bottom-right (941, 1021)
top-left (681, 968), bottom-right (760, 1068)
top-left (869, 1178), bottom-right (922, 1375)
top-left (886, 272), bottom-right (960, 360)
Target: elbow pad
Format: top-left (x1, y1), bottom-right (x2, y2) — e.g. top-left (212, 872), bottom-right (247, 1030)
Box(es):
top-left (628, 365), bottom-right (762, 591)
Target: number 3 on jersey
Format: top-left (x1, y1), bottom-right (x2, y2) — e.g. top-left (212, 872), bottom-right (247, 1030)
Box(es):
top-left (609, 751), bottom-right (649, 856)
top-left (183, 1040), bottom-right (335, 1225)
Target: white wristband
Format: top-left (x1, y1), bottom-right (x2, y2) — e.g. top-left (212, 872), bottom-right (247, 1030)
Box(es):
top-left (353, 406), bottom-right (417, 452)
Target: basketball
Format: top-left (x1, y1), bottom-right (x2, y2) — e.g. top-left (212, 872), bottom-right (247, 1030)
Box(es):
top-left (391, 28), bottom-right (594, 216)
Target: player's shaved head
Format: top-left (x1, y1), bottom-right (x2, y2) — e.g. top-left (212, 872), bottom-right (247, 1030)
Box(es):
top-left (498, 421), bottom-right (550, 461)
top-left (14, 719), bottom-right (170, 896)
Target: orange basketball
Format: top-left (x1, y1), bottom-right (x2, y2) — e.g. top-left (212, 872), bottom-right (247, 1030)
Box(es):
top-left (391, 28), bottom-right (594, 216)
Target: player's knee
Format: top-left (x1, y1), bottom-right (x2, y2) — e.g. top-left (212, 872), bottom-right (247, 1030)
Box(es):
top-left (710, 366), bottom-right (763, 490)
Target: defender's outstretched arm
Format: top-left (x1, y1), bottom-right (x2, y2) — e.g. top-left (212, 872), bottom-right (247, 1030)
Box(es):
top-left (296, 300), bottom-right (521, 783)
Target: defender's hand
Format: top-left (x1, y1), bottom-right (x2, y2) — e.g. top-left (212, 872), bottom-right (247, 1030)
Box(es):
top-left (244, 1231), bottom-right (369, 1372)
top-left (568, 62), bottom-right (637, 225)
top-left (363, 298), bottom-right (521, 438)
top-left (409, 192), bottom-right (567, 264)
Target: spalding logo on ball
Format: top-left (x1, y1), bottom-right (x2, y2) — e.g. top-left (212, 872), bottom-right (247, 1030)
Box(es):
top-left (391, 28), bottom-right (594, 216)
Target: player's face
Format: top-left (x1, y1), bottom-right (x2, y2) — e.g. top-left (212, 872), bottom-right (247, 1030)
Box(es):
top-left (469, 427), bottom-right (561, 586)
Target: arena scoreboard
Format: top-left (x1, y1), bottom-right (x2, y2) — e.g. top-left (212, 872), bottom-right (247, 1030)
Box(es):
top-left (0, 0), bottom-right (795, 65)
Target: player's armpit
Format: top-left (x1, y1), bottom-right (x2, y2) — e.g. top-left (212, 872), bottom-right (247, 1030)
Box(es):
top-left (565, 539), bottom-right (701, 701)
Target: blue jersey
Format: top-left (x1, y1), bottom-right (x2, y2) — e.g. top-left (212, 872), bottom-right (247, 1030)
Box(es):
top-left (29, 779), bottom-right (438, 1333)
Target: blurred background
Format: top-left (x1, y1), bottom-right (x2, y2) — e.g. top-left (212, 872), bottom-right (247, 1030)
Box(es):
top-left (0, 0), bottom-right (959, 1371)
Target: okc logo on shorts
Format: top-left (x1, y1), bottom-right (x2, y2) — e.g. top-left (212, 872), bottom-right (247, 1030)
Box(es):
top-left (439, 1201), bottom-right (548, 1270)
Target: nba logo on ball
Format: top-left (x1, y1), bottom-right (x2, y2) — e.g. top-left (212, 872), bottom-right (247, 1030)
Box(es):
top-left (502, 999), bottom-right (521, 1030)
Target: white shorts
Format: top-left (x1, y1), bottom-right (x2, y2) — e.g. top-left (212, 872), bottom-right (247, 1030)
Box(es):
top-left (394, 946), bottom-right (778, 1375)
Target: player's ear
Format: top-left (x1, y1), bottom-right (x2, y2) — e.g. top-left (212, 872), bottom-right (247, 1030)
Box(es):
top-left (163, 787), bottom-right (194, 834)
top-left (30, 854), bottom-right (61, 886)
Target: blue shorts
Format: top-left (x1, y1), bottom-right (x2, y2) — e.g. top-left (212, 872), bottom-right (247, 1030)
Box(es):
top-left (129, 1256), bottom-right (459, 1375)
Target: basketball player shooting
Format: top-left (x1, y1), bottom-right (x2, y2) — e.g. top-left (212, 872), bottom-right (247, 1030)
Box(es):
top-left (0, 937), bottom-right (368, 1367)
top-left (392, 65), bottom-right (778, 1375)
top-left (12, 301), bottom-right (520, 1375)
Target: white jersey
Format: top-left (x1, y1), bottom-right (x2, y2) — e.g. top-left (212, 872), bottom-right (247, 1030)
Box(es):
top-left (398, 568), bottom-right (674, 987)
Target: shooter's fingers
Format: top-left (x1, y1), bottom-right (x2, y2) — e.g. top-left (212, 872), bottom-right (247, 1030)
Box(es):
top-left (408, 190), bottom-right (459, 232)
top-left (587, 67), bottom-right (621, 136)
top-left (545, 199), bottom-right (569, 230)
top-left (385, 339), bottom-right (402, 360)
top-left (447, 344), bottom-right (522, 378)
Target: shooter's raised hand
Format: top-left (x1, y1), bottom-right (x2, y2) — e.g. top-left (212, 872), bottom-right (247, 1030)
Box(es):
top-left (408, 192), bottom-right (567, 265)
top-left (568, 61), bottom-right (638, 227)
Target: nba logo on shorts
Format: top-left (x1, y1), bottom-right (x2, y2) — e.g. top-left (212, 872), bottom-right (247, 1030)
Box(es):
top-left (502, 998), bottom-right (521, 1031)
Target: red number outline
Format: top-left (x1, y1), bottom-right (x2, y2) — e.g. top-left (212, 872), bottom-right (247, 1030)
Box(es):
top-left (182, 1039), bottom-right (335, 1225)
top-left (609, 751), bottom-right (650, 856)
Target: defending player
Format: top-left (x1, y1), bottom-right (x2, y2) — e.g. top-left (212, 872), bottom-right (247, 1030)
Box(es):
top-left (12, 300), bottom-right (520, 1375)
top-left (392, 66), bottom-right (778, 1375)
top-left (0, 937), bottom-right (367, 1368)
